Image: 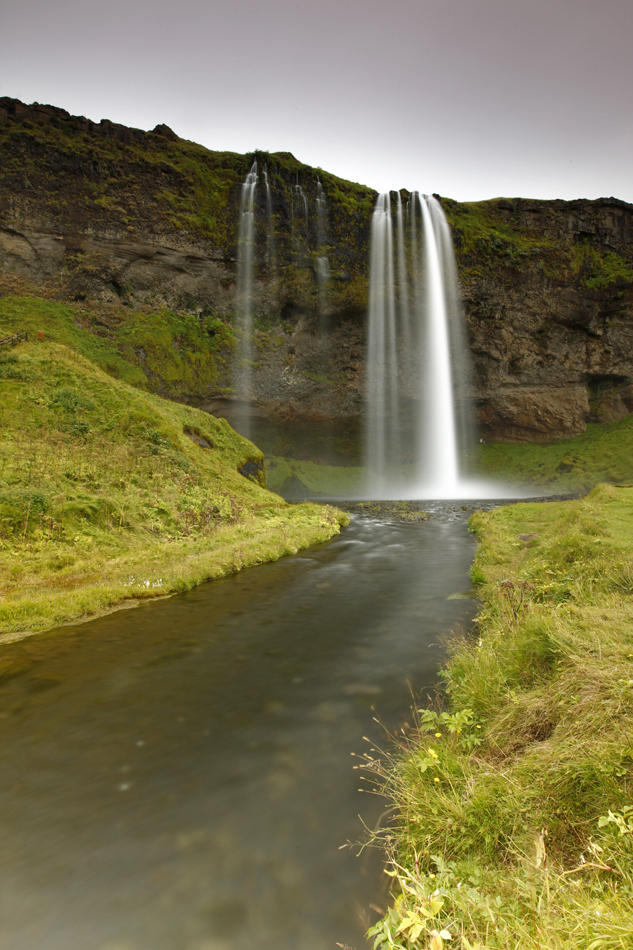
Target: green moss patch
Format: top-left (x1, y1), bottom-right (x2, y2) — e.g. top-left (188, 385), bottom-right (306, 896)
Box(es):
top-left (0, 292), bottom-right (234, 399)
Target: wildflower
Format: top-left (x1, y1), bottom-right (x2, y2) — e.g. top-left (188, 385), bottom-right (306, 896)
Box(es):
top-left (428, 748), bottom-right (439, 759)
top-left (435, 732), bottom-right (442, 738)
top-left (434, 777), bottom-right (441, 783)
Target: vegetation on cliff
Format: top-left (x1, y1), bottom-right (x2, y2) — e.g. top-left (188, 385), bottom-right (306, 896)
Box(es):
top-left (0, 283), bottom-right (234, 399)
top-left (366, 485), bottom-right (633, 949)
top-left (444, 198), bottom-right (633, 294)
top-left (0, 328), bottom-right (347, 637)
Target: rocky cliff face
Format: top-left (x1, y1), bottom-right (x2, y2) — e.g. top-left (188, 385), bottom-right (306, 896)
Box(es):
top-left (2, 97), bottom-right (633, 445)
top-left (449, 197), bottom-right (633, 440)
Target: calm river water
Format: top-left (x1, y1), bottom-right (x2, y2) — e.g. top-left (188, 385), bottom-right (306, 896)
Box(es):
top-left (0, 509), bottom-right (478, 950)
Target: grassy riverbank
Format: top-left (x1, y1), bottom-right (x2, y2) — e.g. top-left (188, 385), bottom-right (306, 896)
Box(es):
top-left (367, 484), bottom-right (633, 949)
top-left (0, 335), bottom-right (347, 637)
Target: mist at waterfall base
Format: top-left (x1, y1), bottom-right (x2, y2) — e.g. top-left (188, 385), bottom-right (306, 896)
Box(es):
top-left (364, 192), bottom-right (513, 501)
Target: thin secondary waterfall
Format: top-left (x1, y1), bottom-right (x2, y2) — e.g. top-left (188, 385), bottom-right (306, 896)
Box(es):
top-left (316, 179), bottom-right (330, 322)
top-left (263, 166), bottom-right (275, 271)
top-left (291, 181), bottom-right (308, 258)
top-left (365, 192), bottom-right (473, 497)
top-left (234, 160), bottom-right (258, 438)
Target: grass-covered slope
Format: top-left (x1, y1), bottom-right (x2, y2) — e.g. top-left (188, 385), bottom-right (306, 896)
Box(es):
top-left (367, 485), bottom-right (633, 949)
top-left (0, 335), bottom-right (347, 637)
top-left (265, 456), bottom-right (365, 498)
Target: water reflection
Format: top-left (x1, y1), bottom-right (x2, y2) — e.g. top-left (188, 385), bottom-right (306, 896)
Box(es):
top-left (0, 512), bottom-right (476, 950)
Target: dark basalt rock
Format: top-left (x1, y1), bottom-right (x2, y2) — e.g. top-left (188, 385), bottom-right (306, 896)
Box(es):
top-left (238, 458), bottom-right (265, 485)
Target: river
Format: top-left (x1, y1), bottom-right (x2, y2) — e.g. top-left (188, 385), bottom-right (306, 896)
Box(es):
top-left (0, 507), bottom-right (479, 950)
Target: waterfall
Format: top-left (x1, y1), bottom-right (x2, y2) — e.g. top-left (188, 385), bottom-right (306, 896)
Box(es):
top-left (263, 166), bottom-right (275, 271)
top-left (234, 160), bottom-right (258, 438)
top-left (395, 193), bottom-right (413, 378)
top-left (315, 179), bottom-right (330, 323)
top-left (291, 181), bottom-right (308, 258)
top-left (418, 195), bottom-right (460, 491)
top-left (366, 193), bottom-right (401, 490)
top-left (365, 192), bottom-right (475, 498)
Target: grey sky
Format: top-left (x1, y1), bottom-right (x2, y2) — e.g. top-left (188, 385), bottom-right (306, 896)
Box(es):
top-left (2, 0), bottom-right (632, 202)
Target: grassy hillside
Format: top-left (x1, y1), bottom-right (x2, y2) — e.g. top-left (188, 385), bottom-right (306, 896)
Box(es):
top-left (367, 484), bottom-right (633, 949)
top-left (265, 456), bottom-right (366, 497)
top-left (0, 332), bottom-right (347, 637)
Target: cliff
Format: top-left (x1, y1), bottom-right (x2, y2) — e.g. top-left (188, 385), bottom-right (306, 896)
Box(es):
top-left (2, 97), bottom-right (633, 447)
top-left (446, 196), bottom-right (633, 441)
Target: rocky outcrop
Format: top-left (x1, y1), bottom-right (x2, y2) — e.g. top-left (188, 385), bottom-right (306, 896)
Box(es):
top-left (1, 98), bottom-right (633, 445)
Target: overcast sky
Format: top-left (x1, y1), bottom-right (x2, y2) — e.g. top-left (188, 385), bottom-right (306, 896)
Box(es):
top-left (2, 0), bottom-right (632, 202)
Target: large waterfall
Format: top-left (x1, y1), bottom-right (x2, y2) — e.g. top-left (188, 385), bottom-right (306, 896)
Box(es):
top-left (365, 192), bottom-right (477, 498)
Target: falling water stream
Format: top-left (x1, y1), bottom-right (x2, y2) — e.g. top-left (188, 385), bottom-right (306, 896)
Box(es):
top-left (0, 509), bottom-right (479, 950)
top-left (233, 161), bottom-right (258, 439)
top-left (316, 180), bottom-right (330, 324)
top-left (419, 197), bottom-right (459, 492)
top-left (366, 194), bottom-right (400, 485)
top-left (263, 166), bottom-right (275, 271)
top-left (365, 194), bottom-right (497, 500)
